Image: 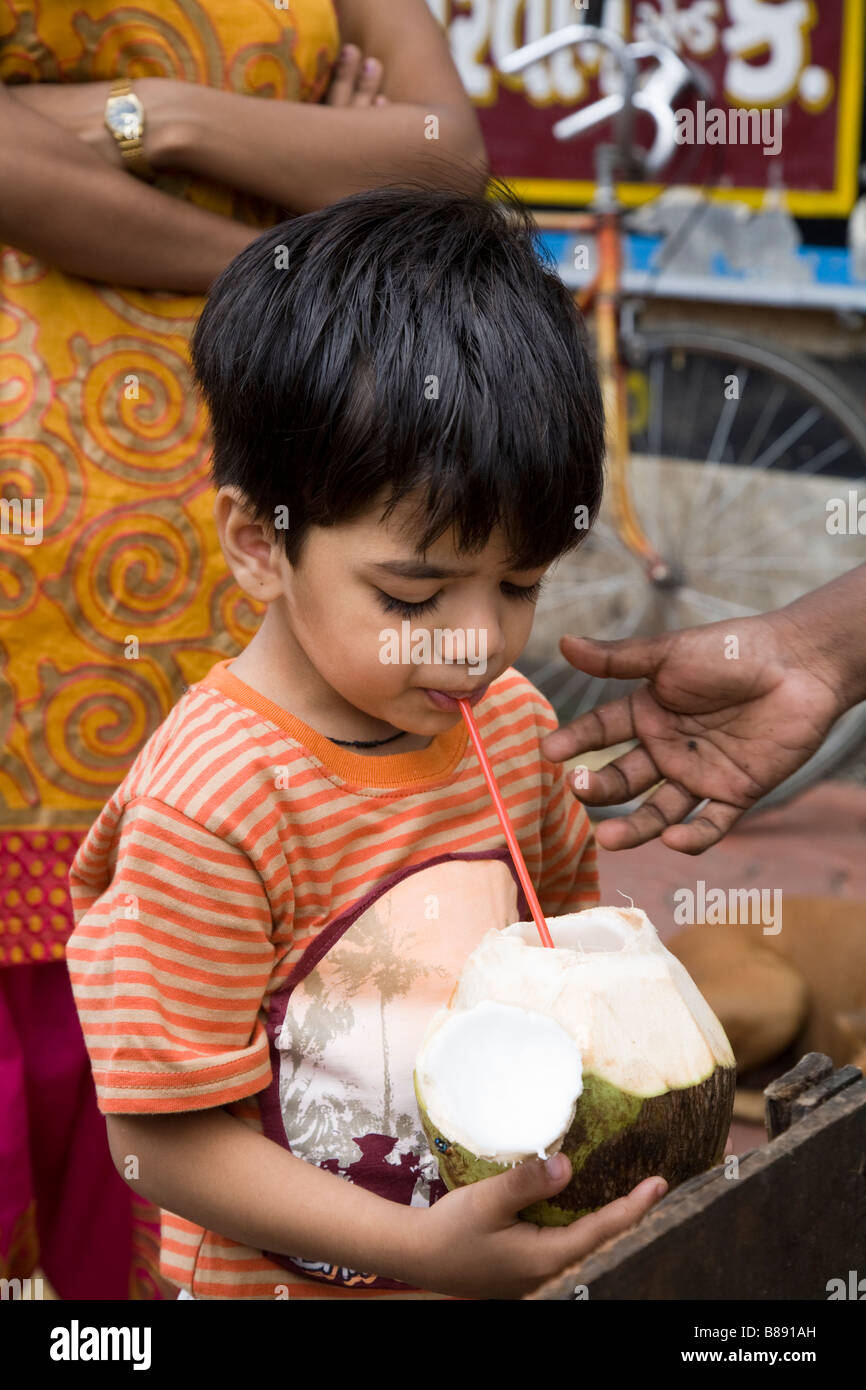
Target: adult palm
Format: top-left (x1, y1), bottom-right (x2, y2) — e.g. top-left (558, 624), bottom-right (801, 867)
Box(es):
top-left (539, 613), bottom-right (844, 855)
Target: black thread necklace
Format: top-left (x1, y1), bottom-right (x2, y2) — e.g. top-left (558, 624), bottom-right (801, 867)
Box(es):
top-left (327, 729), bottom-right (409, 749)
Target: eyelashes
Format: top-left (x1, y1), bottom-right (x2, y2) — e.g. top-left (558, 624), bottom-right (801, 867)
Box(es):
top-left (376, 591), bottom-right (442, 619)
top-left (376, 578), bottom-right (546, 620)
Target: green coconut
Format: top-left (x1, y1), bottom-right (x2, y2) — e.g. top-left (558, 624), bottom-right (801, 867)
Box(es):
top-left (413, 906), bottom-right (736, 1224)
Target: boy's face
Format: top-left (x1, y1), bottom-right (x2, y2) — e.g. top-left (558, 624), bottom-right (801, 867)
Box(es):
top-left (218, 485), bottom-right (550, 735)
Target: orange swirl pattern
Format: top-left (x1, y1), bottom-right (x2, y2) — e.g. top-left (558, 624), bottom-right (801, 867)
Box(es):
top-left (0, 0), bottom-right (341, 968)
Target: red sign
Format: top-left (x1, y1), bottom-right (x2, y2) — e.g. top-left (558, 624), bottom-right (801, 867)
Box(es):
top-left (429, 0), bottom-right (864, 215)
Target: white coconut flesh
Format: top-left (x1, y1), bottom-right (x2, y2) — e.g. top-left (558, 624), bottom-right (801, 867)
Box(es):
top-left (416, 906), bottom-right (735, 1165)
top-left (416, 998), bottom-right (584, 1163)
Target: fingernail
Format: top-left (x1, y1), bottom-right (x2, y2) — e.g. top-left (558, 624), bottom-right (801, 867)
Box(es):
top-left (341, 45), bottom-right (353, 58)
top-left (364, 58), bottom-right (377, 73)
top-left (652, 1178), bottom-right (668, 1198)
top-left (545, 1153), bottom-right (569, 1180)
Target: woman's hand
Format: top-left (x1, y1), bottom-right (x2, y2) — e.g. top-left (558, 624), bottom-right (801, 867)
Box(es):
top-left (323, 44), bottom-right (389, 107)
top-left (9, 80), bottom-right (124, 165)
top-left (7, 77), bottom-right (189, 170)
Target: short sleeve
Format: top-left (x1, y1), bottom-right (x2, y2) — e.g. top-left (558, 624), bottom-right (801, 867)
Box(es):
top-left (66, 797), bottom-right (276, 1115)
top-left (530, 695), bottom-right (600, 917)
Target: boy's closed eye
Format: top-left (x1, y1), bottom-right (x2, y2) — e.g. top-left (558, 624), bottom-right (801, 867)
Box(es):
top-left (375, 576), bottom-right (548, 619)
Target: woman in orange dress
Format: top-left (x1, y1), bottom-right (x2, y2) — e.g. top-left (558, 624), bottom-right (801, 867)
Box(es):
top-left (0, 0), bottom-right (486, 1298)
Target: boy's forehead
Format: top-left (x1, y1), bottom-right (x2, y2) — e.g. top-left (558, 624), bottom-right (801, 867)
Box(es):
top-left (347, 509), bottom-right (516, 573)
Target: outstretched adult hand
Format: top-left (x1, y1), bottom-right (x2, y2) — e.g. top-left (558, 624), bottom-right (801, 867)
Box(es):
top-left (539, 610), bottom-right (847, 855)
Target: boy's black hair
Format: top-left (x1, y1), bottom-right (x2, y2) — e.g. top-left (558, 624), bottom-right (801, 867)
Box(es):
top-left (190, 176), bottom-right (605, 571)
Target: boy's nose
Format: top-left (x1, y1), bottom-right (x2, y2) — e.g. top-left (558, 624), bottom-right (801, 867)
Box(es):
top-left (463, 618), bottom-right (506, 665)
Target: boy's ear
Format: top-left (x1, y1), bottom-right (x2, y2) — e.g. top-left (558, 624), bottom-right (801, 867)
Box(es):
top-left (213, 486), bottom-right (283, 600)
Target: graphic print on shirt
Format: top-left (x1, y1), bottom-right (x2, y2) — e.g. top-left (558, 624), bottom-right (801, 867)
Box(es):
top-left (257, 849), bottom-right (528, 1290)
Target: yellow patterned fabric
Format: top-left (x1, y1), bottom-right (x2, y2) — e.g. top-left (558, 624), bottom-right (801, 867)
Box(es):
top-left (0, 0), bottom-right (340, 967)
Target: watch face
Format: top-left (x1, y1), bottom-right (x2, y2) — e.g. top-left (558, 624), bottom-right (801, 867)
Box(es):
top-left (107, 94), bottom-right (142, 139)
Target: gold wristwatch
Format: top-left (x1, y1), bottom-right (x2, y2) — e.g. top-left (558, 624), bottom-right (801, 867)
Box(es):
top-left (104, 77), bottom-right (154, 179)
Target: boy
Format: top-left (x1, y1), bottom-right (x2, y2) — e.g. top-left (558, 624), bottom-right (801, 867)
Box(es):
top-left (65, 180), bottom-right (666, 1301)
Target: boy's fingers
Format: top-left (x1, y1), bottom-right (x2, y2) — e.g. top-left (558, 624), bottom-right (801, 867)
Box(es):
top-left (352, 56), bottom-right (383, 106)
top-left (325, 45), bottom-right (361, 105)
top-left (560, 1177), bottom-right (667, 1260)
top-left (540, 694), bottom-right (637, 762)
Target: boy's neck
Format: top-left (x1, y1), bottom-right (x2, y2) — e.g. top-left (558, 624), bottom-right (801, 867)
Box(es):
top-left (228, 608), bottom-right (434, 756)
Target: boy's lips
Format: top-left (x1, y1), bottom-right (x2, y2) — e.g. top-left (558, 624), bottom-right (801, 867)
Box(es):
top-left (422, 685), bottom-right (489, 710)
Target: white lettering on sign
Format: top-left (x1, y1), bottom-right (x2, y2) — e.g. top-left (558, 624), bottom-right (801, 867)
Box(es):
top-left (427, 0), bottom-right (832, 113)
top-left (722, 0), bottom-right (819, 107)
top-left (635, 0), bottom-right (721, 56)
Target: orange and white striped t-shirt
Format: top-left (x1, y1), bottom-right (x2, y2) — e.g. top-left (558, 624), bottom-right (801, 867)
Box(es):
top-left (66, 657), bottom-right (599, 1299)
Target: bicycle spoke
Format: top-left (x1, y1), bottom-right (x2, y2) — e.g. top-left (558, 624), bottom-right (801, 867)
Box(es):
top-left (539, 572), bottom-right (638, 611)
top-left (670, 374), bottom-right (787, 559)
top-left (790, 436), bottom-right (853, 474)
top-left (751, 405), bottom-right (823, 470)
top-left (738, 380), bottom-right (787, 469)
top-left (530, 588), bottom-right (654, 714)
top-left (679, 372), bottom-right (751, 556)
top-left (675, 354), bottom-right (707, 464)
top-left (570, 588), bottom-right (655, 712)
top-left (674, 585), bottom-right (760, 621)
top-left (690, 402), bottom-right (823, 538)
top-left (712, 490), bottom-right (839, 559)
top-left (573, 672), bottom-right (614, 718)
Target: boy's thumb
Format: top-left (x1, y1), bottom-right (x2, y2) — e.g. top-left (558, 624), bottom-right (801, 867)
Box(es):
top-left (486, 1152), bottom-right (573, 1217)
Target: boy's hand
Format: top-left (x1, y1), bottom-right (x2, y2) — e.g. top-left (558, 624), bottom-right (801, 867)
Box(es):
top-left (414, 1153), bottom-right (667, 1299)
top-left (324, 45), bottom-right (389, 108)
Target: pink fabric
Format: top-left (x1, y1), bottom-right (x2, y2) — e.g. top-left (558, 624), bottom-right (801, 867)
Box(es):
top-left (0, 960), bottom-right (166, 1298)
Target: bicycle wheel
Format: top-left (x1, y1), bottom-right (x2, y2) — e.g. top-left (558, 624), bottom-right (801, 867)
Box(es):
top-left (516, 325), bottom-right (866, 814)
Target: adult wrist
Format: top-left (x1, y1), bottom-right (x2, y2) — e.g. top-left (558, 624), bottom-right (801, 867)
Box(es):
top-left (135, 76), bottom-right (193, 172)
top-left (775, 566), bottom-right (866, 715)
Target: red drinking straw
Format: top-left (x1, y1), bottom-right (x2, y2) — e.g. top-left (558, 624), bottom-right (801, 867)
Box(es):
top-left (458, 698), bottom-right (555, 949)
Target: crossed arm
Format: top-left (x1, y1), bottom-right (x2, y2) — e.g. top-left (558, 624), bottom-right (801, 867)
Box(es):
top-left (0, 0), bottom-right (487, 292)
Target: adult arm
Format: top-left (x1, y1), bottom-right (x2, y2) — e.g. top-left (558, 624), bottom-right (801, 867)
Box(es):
top-left (152, 0), bottom-right (489, 211)
top-left (539, 564), bottom-right (866, 854)
top-left (0, 81), bottom-right (259, 291)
